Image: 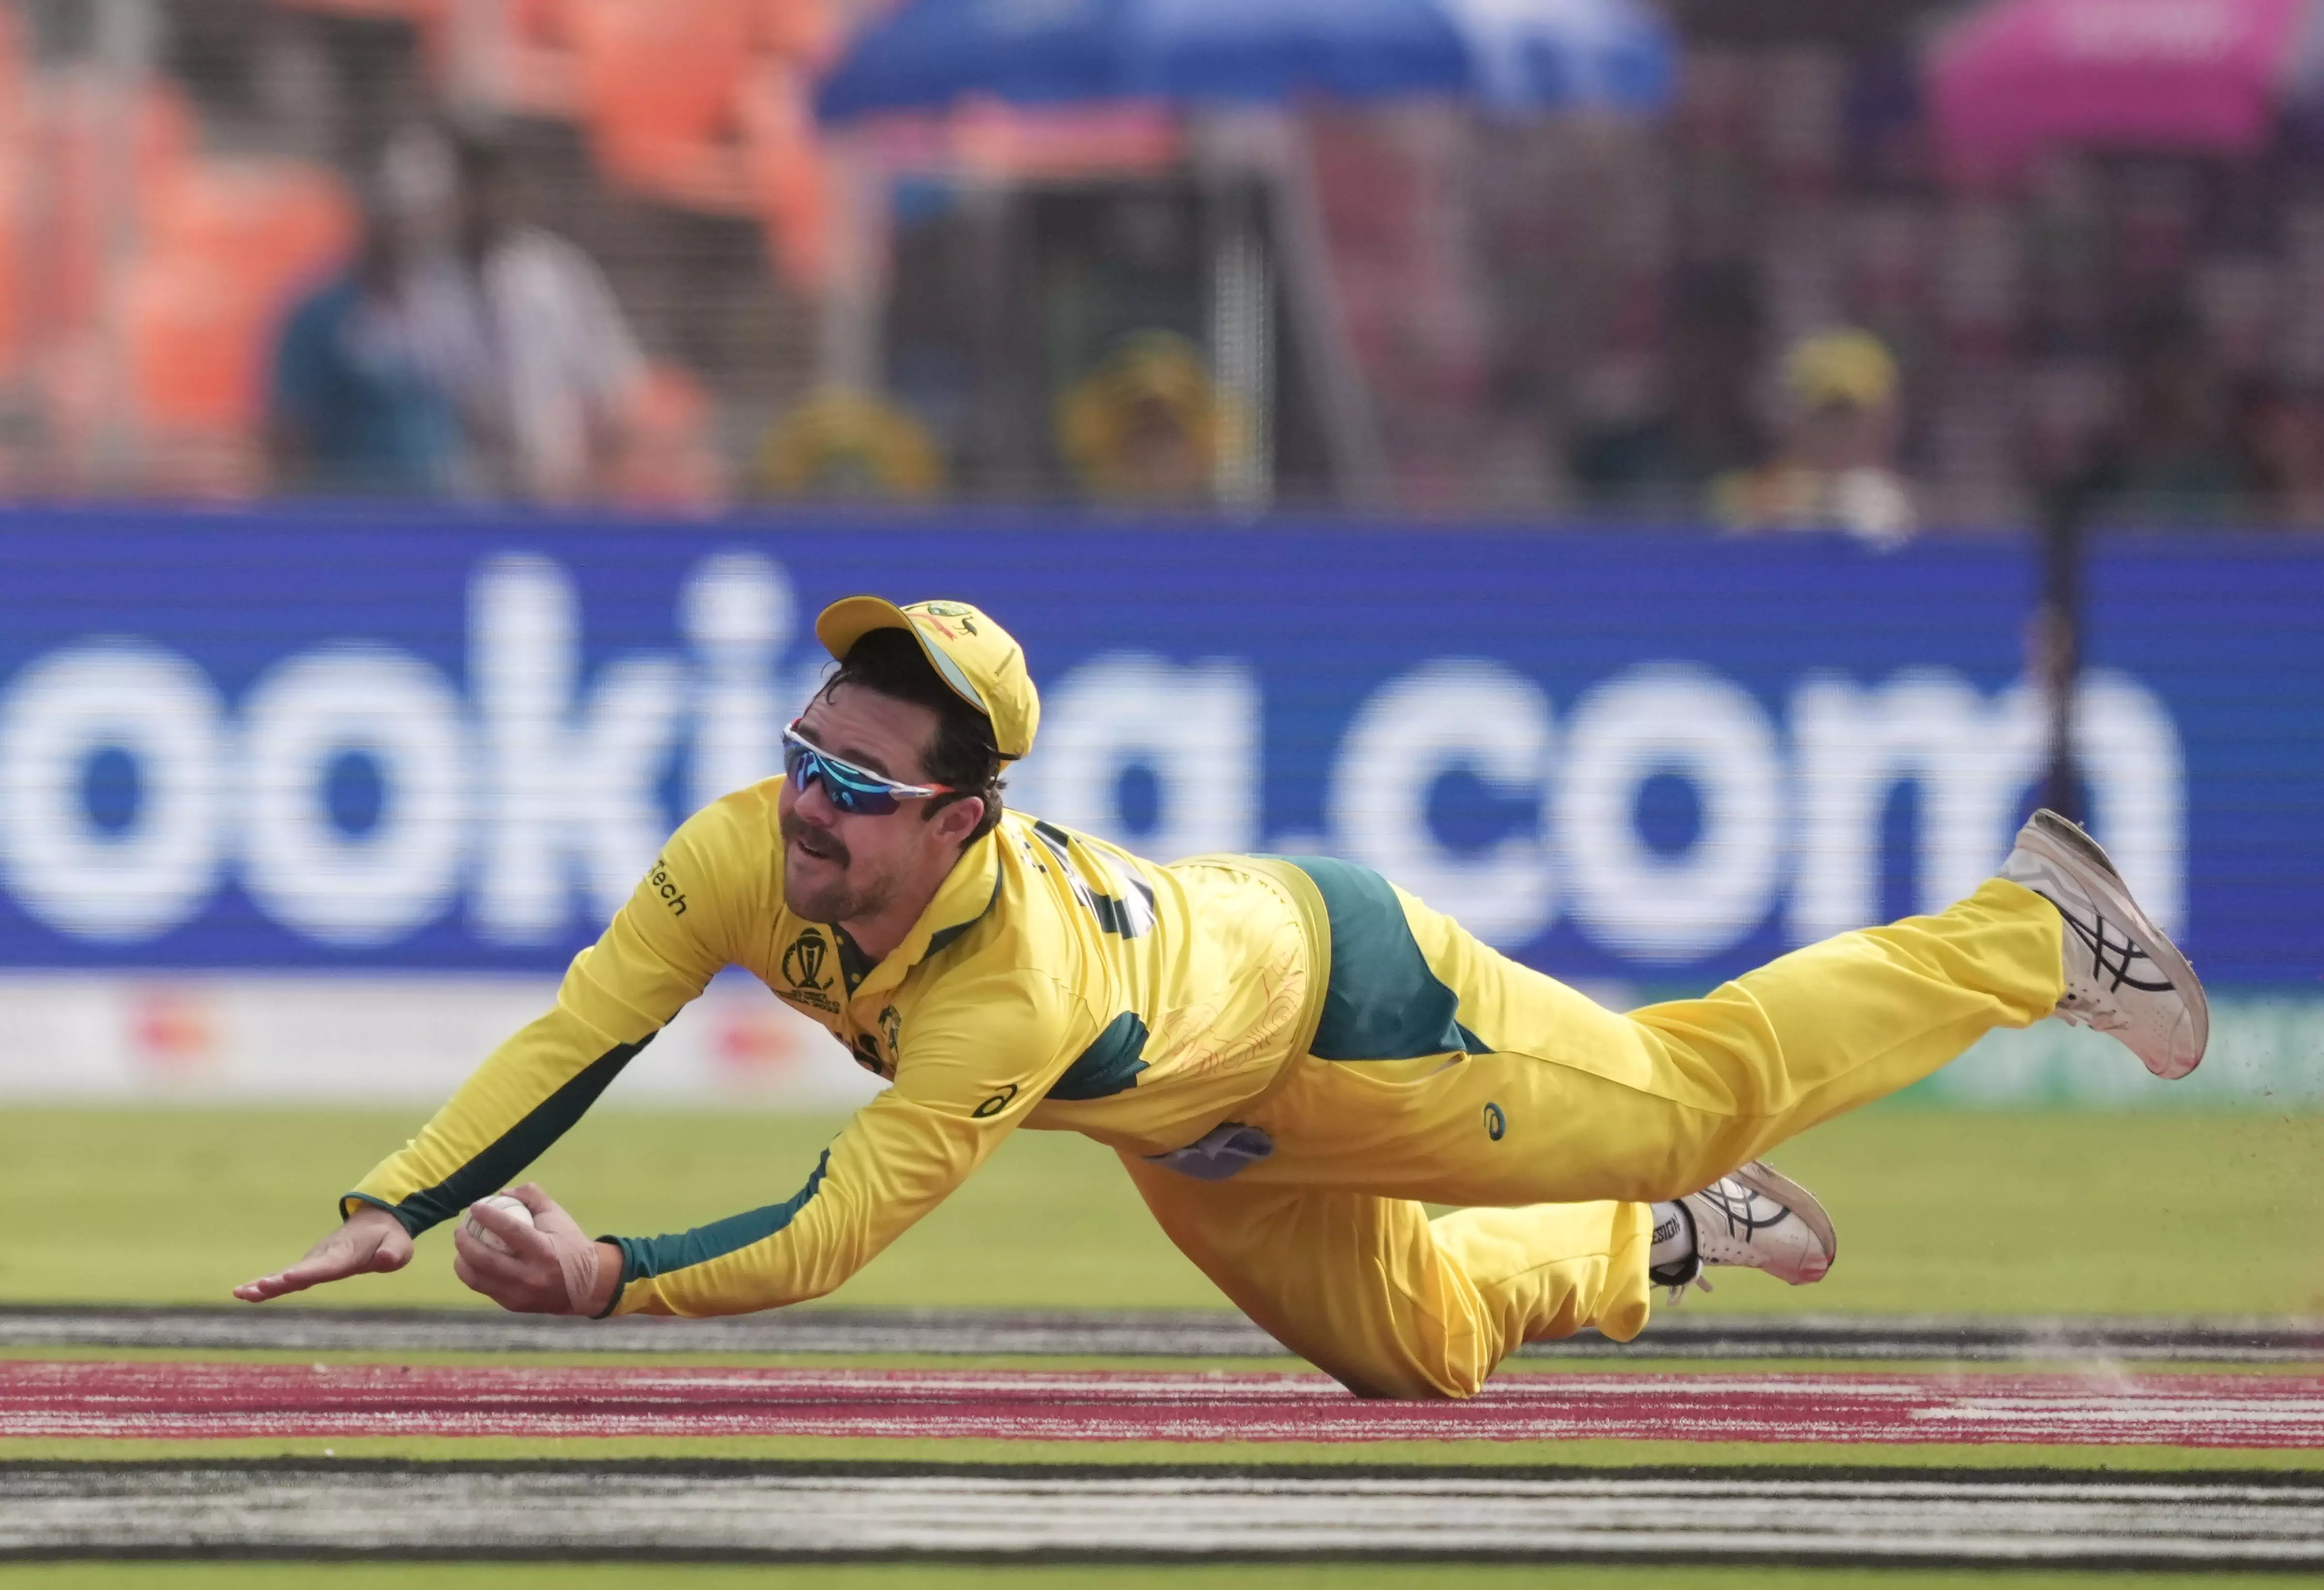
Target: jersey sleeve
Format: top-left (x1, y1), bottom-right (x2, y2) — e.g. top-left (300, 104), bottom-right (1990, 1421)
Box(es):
top-left (342, 795), bottom-right (766, 1235)
top-left (605, 969), bottom-right (1086, 1318)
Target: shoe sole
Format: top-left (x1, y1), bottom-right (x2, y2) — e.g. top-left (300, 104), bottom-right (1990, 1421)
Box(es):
top-left (2019, 809), bottom-right (2209, 1079)
top-left (1730, 1158), bottom-right (1836, 1285)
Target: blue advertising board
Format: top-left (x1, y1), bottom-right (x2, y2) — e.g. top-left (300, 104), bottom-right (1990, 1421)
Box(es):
top-left (0, 509), bottom-right (2316, 989)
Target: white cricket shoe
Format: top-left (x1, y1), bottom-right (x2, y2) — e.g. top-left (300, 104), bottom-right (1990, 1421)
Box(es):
top-left (1651, 1160), bottom-right (1836, 1303)
top-left (1999, 808), bottom-right (2207, 1080)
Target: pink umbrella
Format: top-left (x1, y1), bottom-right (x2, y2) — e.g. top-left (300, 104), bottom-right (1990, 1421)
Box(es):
top-left (1929, 0), bottom-right (2324, 185)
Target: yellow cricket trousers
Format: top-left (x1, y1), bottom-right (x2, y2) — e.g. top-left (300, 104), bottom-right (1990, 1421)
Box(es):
top-left (1120, 867), bottom-right (2066, 1400)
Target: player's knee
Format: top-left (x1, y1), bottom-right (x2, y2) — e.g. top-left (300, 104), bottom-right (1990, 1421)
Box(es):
top-left (1343, 1373), bottom-right (1476, 1401)
top-left (1332, 1348), bottom-right (1488, 1401)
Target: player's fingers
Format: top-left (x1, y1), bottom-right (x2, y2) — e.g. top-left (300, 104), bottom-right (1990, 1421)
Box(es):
top-left (269, 1241), bottom-right (364, 1291)
top-left (450, 1222), bottom-right (504, 1271)
top-left (527, 1203), bottom-right (589, 1247)
top-left (450, 1247), bottom-right (529, 1297)
top-left (468, 1199), bottom-right (555, 1260)
top-left (234, 1248), bottom-right (342, 1300)
top-left (454, 1222), bottom-right (543, 1285)
top-left (505, 1183), bottom-right (587, 1244)
top-left (238, 1218), bottom-right (410, 1301)
top-left (507, 1182), bottom-right (559, 1219)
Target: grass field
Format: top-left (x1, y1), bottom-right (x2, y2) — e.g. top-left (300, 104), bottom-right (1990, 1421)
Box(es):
top-left (3, 1104), bottom-right (2318, 1315)
top-left (8, 1104), bottom-right (2320, 1585)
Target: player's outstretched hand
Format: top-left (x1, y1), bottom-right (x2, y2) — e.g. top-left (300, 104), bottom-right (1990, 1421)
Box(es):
top-left (233, 1204), bottom-right (413, 1302)
top-left (452, 1183), bottom-right (620, 1317)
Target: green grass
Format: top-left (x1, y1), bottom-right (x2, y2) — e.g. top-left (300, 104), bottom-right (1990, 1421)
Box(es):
top-left (1, 1106), bottom-right (2319, 1315)
top-left (0, 1565), bottom-right (2303, 1590)
top-left (7, 1109), bottom-right (2313, 1540)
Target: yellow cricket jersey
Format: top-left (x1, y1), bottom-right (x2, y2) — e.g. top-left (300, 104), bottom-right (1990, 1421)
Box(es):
top-left (346, 780), bottom-right (1332, 1317)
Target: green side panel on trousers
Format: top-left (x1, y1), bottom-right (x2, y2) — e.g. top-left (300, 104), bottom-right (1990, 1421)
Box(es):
top-left (1285, 856), bottom-right (1488, 1061)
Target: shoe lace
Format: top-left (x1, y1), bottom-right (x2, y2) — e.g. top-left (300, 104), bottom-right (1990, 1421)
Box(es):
top-left (1663, 1272), bottom-right (1715, 1306)
top-left (2054, 990), bottom-right (2132, 1034)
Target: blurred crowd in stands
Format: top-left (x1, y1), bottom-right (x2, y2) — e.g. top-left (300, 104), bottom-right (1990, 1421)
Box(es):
top-left (5, 0), bottom-right (2324, 530)
top-left (270, 125), bottom-right (650, 501)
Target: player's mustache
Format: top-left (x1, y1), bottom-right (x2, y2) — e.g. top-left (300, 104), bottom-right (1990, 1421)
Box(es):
top-left (781, 811), bottom-right (851, 868)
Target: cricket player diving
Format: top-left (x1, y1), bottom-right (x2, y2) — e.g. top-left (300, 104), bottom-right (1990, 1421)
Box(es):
top-left (237, 597), bottom-right (2208, 1399)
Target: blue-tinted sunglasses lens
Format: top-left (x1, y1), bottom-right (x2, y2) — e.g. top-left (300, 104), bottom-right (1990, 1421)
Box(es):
top-left (783, 737), bottom-right (902, 816)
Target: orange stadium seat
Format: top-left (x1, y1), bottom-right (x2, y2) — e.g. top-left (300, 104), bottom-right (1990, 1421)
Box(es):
top-left (25, 74), bottom-right (196, 338)
top-left (496, 0), bottom-right (587, 114)
top-left (0, 150), bottom-right (21, 384)
top-left (123, 160), bottom-right (357, 439)
top-left (0, 12), bottom-right (27, 382)
top-left (259, 0), bottom-right (841, 287)
top-left (391, 0), bottom-right (587, 118)
top-left (141, 160), bottom-right (355, 290)
top-left (571, 0), bottom-right (757, 209)
top-left (119, 256), bottom-right (258, 432)
top-left (568, 0), bottom-right (841, 281)
top-left (735, 67), bottom-right (829, 290)
top-left (2, 44), bottom-right (360, 491)
top-left (751, 0), bottom-right (840, 71)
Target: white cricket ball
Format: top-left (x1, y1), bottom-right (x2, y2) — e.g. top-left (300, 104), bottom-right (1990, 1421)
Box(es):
top-left (463, 1192), bottom-right (536, 1255)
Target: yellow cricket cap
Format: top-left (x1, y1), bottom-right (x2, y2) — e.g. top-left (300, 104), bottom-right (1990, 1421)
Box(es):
top-left (1785, 328), bottom-right (1898, 411)
top-left (814, 596), bottom-right (1040, 761)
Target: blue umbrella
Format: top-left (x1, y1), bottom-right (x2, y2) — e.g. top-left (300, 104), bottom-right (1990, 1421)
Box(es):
top-left (815, 0), bottom-right (1675, 122)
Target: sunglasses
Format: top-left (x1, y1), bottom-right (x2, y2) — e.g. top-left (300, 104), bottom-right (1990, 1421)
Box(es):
top-left (781, 721), bottom-right (956, 817)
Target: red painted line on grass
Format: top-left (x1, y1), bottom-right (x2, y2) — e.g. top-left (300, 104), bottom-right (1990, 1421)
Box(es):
top-left (6, 1361), bottom-right (2321, 1446)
